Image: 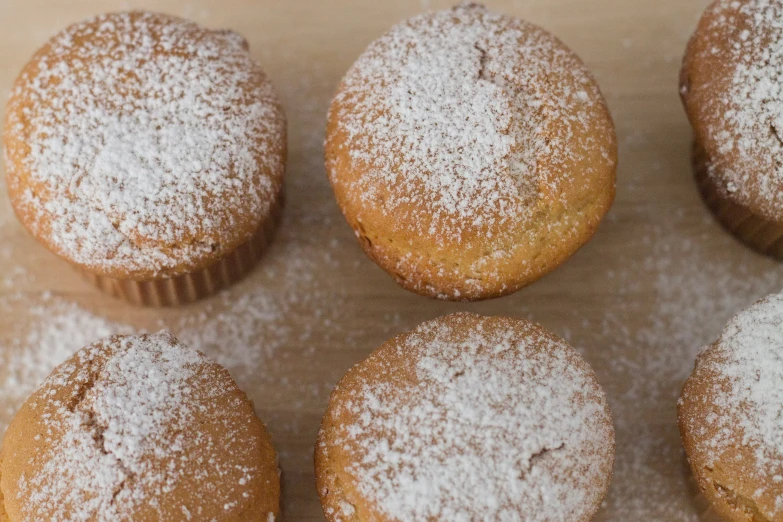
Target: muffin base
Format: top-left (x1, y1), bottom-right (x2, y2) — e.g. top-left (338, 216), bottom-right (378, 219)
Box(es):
top-left (693, 143), bottom-right (783, 259)
top-left (78, 195), bottom-right (283, 307)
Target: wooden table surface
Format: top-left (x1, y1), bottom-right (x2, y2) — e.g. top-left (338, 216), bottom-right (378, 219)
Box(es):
top-left (0, 0), bottom-right (778, 520)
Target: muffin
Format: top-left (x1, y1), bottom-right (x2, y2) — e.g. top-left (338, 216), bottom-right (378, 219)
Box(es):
top-left (315, 312), bottom-right (615, 521)
top-left (3, 11), bottom-right (286, 306)
top-left (325, 4), bottom-right (617, 301)
top-left (0, 332), bottom-right (280, 521)
top-left (681, 0), bottom-right (783, 258)
top-left (679, 292), bottom-right (783, 521)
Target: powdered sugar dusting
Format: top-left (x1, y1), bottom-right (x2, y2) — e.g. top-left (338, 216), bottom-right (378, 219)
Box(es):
top-left (16, 333), bottom-right (205, 519)
top-left (0, 237), bottom-right (354, 437)
top-left (689, 0), bottom-right (783, 215)
top-left (580, 208), bottom-right (783, 520)
top-left (0, 2), bottom-right (763, 520)
top-left (7, 332), bottom-right (271, 521)
top-left (324, 314), bottom-right (613, 521)
top-left (713, 295), bottom-right (783, 462)
top-left (0, 294), bottom-right (135, 435)
top-left (328, 3), bottom-right (609, 241)
top-left (681, 292), bottom-right (783, 514)
top-left (3, 11), bottom-right (285, 275)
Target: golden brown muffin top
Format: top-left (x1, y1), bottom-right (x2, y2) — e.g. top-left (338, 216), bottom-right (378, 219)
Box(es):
top-left (326, 4), bottom-right (615, 255)
top-left (316, 313), bottom-right (615, 522)
top-left (0, 332), bottom-right (280, 522)
top-left (681, 0), bottom-right (783, 223)
top-left (3, 11), bottom-right (286, 280)
top-left (679, 293), bottom-right (783, 521)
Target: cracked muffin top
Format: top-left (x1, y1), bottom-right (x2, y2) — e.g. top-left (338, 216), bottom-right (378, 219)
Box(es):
top-left (679, 292), bottom-right (783, 522)
top-left (0, 332), bottom-right (280, 522)
top-left (325, 3), bottom-right (616, 300)
top-left (681, 0), bottom-right (783, 224)
top-left (3, 11), bottom-right (286, 280)
top-left (315, 313), bottom-right (615, 522)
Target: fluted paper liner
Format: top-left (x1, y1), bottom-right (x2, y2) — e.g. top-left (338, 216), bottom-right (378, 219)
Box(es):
top-left (79, 196), bottom-right (283, 307)
top-left (694, 143), bottom-right (783, 259)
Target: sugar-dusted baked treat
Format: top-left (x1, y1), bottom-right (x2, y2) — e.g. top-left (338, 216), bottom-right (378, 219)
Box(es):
top-left (679, 292), bottom-right (783, 521)
top-left (0, 332), bottom-right (280, 521)
top-left (681, 0), bottom-right (783, 258)
top-left (3, 11), bottom-right (286, 305)
top-left (325, 4), bottom-right (616, 301)
top-left (315, 312), bottom-right (615, 521)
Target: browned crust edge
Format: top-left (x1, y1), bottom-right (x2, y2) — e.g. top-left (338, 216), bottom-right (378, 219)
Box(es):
top-left (345, 182), bottom-right (615, 302)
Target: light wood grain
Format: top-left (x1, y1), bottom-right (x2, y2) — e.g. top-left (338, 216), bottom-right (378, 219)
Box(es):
top-left (0, 0), bottom-right (775, 520)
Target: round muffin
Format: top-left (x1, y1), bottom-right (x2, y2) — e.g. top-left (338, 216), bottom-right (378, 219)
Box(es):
top-left (0, 332), bottom-right (280, 521)
top-left (315, 312), bottom-right (615, 521)
top-left (3, 11), bottom-right (286, 306)
top-left (681, 0), bottom-right (783, 258)
top-left (679, 292), bottom-right (783, 521)
top-left (325, 4), bottom-right (617, 301)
